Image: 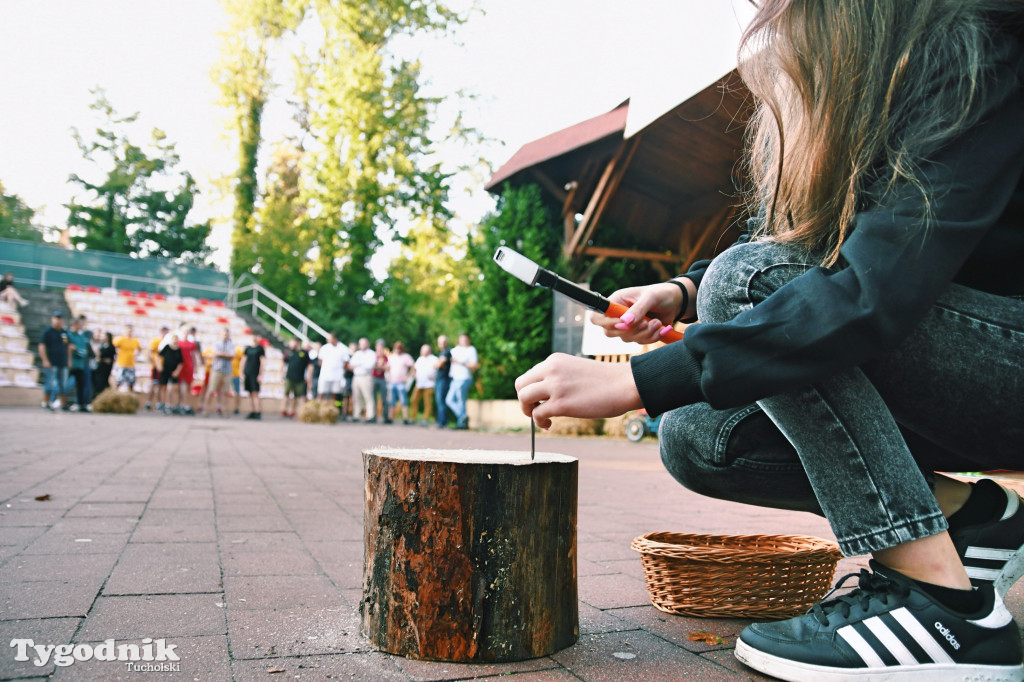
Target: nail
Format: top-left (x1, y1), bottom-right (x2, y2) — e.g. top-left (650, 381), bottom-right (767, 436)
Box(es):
top-left (659, 325), bottom-right (672, 337)
top-left (620, 313), bottom-right (635, 325)
top-left (614, 323), bottom-right (629, 330)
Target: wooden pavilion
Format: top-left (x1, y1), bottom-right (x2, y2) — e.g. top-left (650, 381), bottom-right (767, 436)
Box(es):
top-left (485, 69), bottom-right (754, 281)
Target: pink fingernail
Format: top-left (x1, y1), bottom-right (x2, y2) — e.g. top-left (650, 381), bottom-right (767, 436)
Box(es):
top-left (620, 313), bottom-right (635, 325)
top-left (614, 323), bottom-right (629, 330)
top-left (659, 326), bottom-right (672, 337)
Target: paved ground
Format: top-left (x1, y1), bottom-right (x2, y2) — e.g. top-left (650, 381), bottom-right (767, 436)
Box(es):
top-left (1, 409), bottom-right (1021, 681)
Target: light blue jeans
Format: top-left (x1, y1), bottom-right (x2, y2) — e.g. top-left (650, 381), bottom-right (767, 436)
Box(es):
top-left (660, 240), bottom-right (1024, 556)
top-left (44, 366), bottom-right (69, 403)
top-left (445, 378), bottom-right (472, 428)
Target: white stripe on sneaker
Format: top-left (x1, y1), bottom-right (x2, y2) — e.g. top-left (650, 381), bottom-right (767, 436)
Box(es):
top-left (863, 616), bottom-right (919, 665)
top-left (837, 626), bottom-right (886, 668)
top-left (1000, 487), bottom-right (1019, 522)
top-left (966, 566), bottom-right (1003, 582)
top-left (965, 546), bottom-right (1016, 561)
top-left (889, 607), bottom-right (954, 664)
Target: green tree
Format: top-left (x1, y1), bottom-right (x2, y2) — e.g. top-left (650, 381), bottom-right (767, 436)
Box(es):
top-left (374, 217), bottom-right (474, 350)
top-left (246, 141), bottom-right (314, 304)
top-left (293, 0), bottom-right (464, 325)
top-left (66, 91), bottom-right (212, 263)
top-left (133, 174), bottom-right (213, 265)
top-left (460, 184), bottom-right (562, 399)
top-left (212, 0), bottom-right (304, 277)
top-left (0, 180), bottom-right (44, 242)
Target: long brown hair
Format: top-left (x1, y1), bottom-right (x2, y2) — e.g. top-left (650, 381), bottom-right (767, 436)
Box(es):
top-left (738, 0), bottom-right (1018, 266)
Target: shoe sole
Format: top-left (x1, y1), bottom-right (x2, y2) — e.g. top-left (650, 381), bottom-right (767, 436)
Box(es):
top-left (735, 638), bottom-right (1024, 681)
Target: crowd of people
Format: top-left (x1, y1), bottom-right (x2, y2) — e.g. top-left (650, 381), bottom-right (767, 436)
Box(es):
top-left (37, 309), bottom-right (270, 418)
top-left (283, 332), bottom-right (479, 429)
top-left (38, 308), bottom-right (480, 428)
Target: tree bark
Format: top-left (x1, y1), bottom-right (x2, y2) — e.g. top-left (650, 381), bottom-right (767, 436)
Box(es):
top-left (361, 448), bottom-right (578, 662)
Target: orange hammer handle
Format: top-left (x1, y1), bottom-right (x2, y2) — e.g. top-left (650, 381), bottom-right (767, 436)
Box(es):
top-left (605, 302), bottom-right (684, 344)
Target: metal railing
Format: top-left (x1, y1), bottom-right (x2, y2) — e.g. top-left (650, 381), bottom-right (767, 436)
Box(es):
top-left (227, 274), bottom-right (329, 344)
top-left (0, 259), bottom-right (230, 299)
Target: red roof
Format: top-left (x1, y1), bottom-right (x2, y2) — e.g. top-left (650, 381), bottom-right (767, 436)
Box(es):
top-left (485, 102), bottom-right (628, 191)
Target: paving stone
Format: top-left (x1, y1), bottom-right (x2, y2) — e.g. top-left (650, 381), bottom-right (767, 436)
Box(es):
top-left (19, 531), bottom-right (131, 556)
top-left (394, 654), bottom-right (564, 681)
top-left (578, 574), bottom-right (654, 610)
top-left (131, 509), bottom-right (216, 543)
top-left (701, 648), bottom-right (777, 680)
top-left (230, 650), bottom-right (408, 681)
top-left (227, 606), bottom-right (363, 659)
top-left (0, 509), bottom-right (67, 527)
top-left (223, 575), bottom-right (344, 611)
top-left (47, 517), bottom-right (138, 536)
top-left (608, 606), bottom-right (748, 652)
top-left (64, 503), bottom-right (146, 518)
top-left (550, 630), bottom-right (746, 681)
top-left (578, 603), bottom-right (634, 636)
top-left (0, 553), bottom-right (118, 583)
top-left (146, 489), bottom-right (214, 510)
top-left (1, 577), bottom-right (103, 619)
top-left (48, 634), bottom-right (230, 682)
top-left (76, 594), bottom-right (228, 641)
top-left (306, 541), bottom-right (363, 589)
top-left (103, 543), bottom-right (221, 595)
top-left (0, 617), bottom-right (81, 680)
top-left (216, 513), bottom-right (293, 533)
top-left (79, 485), bottom-right (155, 503)
top-left (0, 527), bottom-right (46, 548)
top-left (221, 550), bottom-right (322, 577)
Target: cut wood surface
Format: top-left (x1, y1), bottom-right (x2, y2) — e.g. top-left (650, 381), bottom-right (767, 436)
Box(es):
top-left (361, 448), bottom-right (579, 662)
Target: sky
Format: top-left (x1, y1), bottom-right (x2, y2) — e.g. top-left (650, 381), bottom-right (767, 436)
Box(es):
top-left (0, 0), bottom-right (755, 270)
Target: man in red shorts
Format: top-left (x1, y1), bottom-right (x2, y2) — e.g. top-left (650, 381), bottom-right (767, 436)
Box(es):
top-left (175, 326), bottom-right (199, 415)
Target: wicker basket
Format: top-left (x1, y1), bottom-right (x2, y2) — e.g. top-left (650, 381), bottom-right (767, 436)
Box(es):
top-left (631, 532), bottom-right (842, 619)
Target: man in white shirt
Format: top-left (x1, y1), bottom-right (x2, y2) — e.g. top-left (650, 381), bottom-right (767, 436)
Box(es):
top-left (349, 337), bottom-right (377, 423)
top-left (411, 344), bottom-right (438, 425)
top-left (445, 333), bottom-right (479, 430)
top-left (317, 333), bottom-right (350, 420)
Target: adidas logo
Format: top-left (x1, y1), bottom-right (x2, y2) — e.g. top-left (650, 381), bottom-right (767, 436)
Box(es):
top-left (934, 621), bottom-right (961, 650)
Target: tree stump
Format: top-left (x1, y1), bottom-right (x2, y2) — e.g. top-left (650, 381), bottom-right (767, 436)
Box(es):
top-left (361, 448), bottom-right (578, 662)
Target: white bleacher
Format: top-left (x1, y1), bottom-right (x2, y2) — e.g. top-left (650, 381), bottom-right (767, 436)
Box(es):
top-left (0, 302), bottom-right (39, 389)
top-left (63, 286), bottom-right (284, 399)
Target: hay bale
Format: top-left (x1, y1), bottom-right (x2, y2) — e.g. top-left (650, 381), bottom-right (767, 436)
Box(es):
top-left (547, 416), bottom-right (604, 437)
top-left (91, 388), bottom-right (139, 414)
top-left (603, 414), bottom-right (630, 439)
top-left (298, 400), bottom-right (339, 424)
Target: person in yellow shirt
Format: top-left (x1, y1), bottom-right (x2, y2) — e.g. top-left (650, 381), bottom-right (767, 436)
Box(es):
top-left (146, 326), bottom-right (169, 411)
top-left (200, 345), bottom-right (215, 409)
top-left (231, 345), bottom-right (244, 415)
top-left (112, 325), bottom-right (141, 392)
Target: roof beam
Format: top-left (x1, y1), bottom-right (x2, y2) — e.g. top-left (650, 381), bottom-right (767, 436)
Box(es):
top-left (564, 136), bottom-right (641, 261)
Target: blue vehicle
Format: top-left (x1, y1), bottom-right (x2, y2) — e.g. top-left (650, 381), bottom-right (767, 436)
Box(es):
top-left (625, 409), bottom-right (661, 442)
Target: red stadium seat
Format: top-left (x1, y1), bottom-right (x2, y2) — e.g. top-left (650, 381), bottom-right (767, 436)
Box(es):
top-left (177, 304), bottom-right (189, 311)
top-left (216, 317), bottom-right (229, 324)
top-left (244, 328), bottom-right (252, 335)
top-left (67, 284), bottom-right (82, 291)
top-left (193, 307), bottom-right (204, 313)
top-left (199, 298), bottom-right (211, 305)
top-left (136, 292), bottom-right (149, 299)
top-left (144, 301), bottom-right (156, 308)
top-left (86, 286), bottom-right (100, 293)
top-left (134, 309), bottom-right (147, 316)
top-left (153, 294), bottom-right (166, 301)
top-left (212, 300), bottom-right (225, 307)
top-left (127, 300), bottom-right (138, 307)
top-left (1, 316), bottom-right (14, 325)
top-left (119, 290), bottom-right (132, 297)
